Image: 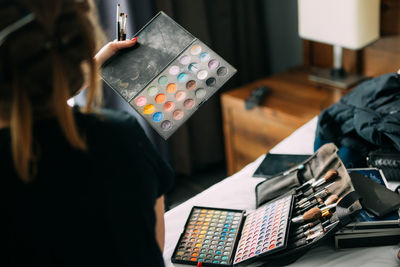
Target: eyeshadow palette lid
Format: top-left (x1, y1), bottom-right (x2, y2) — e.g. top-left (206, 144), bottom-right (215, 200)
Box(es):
top-left (101, 12), bottom-right (195, 102)
top-left (101, 11), bottom-right (236, 139)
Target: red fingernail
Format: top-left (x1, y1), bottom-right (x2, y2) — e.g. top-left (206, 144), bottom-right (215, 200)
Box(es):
top-left (131, 37), bottom-right (137, 41)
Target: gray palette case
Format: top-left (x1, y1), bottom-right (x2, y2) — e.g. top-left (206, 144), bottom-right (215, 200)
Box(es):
top-left (101, 11), bottom-right (237, 139)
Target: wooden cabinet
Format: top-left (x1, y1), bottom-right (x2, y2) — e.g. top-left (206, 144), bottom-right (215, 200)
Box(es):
top-left (221, 67), bottom-right (347, 175)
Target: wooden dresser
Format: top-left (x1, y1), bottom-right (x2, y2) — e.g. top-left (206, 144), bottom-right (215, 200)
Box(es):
top-left (221, 67), bottom-right (348, 175)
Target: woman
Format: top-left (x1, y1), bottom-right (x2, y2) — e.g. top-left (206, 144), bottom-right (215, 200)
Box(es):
top-left (0, 0), bottom-right (174, 266)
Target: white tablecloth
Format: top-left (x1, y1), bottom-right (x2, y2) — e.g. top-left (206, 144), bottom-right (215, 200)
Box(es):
top-left (163, 117), bottom-right (400, 266)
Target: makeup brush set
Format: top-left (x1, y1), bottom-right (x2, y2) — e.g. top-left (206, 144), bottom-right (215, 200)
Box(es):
top-left (171, 143), bottom-right (365, 266)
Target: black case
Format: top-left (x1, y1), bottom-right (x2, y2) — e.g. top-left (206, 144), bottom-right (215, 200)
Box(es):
top-left (254, 143), bottom-right (362, 266)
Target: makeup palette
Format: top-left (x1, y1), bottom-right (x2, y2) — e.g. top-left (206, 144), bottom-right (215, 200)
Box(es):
top-left (101, 11), bottom-right (236, 139)
top-left (171, 195), bottom-right (294, 266)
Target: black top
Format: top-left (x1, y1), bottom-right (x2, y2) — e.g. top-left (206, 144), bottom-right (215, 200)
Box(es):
top-left (0, 108), bottom-right (174, 267)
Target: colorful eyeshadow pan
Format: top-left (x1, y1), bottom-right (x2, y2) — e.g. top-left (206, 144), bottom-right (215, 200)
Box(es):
top-left (172, 196), bottom-right (293, 266)
top-left (101, 12), bottom-right (236, 140)
top-left (164, 101), bottom-right (175, 112)
top-left (200, 52), bottom-right (210, 62)
top-left (135, 96), bottom-right (147, 107)
top-left (186, 80), bottom-right (197, 90)
top-left (169, 65), bottom-right (180, 75)
top-left (166, 83), bottom-right (177, 93)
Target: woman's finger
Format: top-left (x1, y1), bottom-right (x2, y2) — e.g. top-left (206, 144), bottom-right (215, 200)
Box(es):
top-left (109, 37), bottom-right (137, 52)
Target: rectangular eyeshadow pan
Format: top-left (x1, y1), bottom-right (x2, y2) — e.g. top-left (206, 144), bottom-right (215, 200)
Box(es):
top-left (101, 12), bottom-right (236, 139)
top-left (171, 207), bottom-right (245, 265)
top-left (172, 195), bottom-right (293, 266)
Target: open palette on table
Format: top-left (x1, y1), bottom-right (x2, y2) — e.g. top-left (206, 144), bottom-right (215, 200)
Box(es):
top-left (171, 195), bottom-right (294, 266)
top-left (101, 11), bottom-right (237, 139)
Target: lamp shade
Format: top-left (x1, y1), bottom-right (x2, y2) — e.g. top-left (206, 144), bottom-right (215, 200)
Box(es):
top-left (298, 0), bottom-right (380, 50)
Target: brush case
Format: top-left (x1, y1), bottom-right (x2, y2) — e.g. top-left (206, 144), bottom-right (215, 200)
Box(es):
top-left (254, 143), bottom-right (362, 265)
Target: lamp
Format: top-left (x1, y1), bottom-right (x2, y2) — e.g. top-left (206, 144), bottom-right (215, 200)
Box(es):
top-left (298, 0), bottom-right (380, 89)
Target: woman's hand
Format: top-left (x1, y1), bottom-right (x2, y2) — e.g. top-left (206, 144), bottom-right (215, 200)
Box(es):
top-left (94, 37), bottom-right (137, 67)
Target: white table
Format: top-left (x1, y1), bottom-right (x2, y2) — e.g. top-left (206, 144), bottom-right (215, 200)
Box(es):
top-left (163, 117), bottom-right (400, 266)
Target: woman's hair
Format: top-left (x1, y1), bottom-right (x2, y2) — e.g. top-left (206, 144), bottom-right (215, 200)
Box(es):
top-left (0, 0), bottom-right (105, 181)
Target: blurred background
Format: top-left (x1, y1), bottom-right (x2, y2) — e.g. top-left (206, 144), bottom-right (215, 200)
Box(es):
top-left (86, 0), bottom-right (400, 209)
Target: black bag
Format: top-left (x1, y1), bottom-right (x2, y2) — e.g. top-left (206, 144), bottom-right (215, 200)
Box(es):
top-left (367, 150), bottom-right (400, 182)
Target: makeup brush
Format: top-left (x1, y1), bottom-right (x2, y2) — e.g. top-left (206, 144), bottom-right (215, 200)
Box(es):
top-left (295, 180), bottom-right (314, 193)
top-left (283, 163), bottom-right (305, 176)
top-left (297, 181), bottom-right (336, 205)
top-left (317, 194), bottom-right (339, 209)
top-left (296, 197), bottom-right (323, 209)
top-left (293, 223), bottom-right (323, 241)
top-left (297, 194), bottom-right (339, 215)
top-left (288, 230), bottom-right (324, 248)
top-left (291, 207), bottom-right (322, 224)
top-left (292, 220), bottom-right (320, 235)
top-left (116, 4), bottom-right (120, 40)
top-left (305, 229), bottom-right (324, 241)
top-left (291, 217), bottom-right (338, 238)
top-left (119, 12), bottom-right (124, 41)
top-left (312, 169), bottom-right (338, 188)
top-left (296, 162), bottom-right (340, 196)
top-left (295, 198), bottom-right (322, 216)
top-left (292, 203), bottom-right (337, 224)
top-left (295, 186), bottom-right (314, 199)
top-left (122, 14), bottom-right (128, 40)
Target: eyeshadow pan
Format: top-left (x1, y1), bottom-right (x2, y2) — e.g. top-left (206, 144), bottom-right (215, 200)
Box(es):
top-left (158, 76), bottom-right (168, 86)
top-left (135, 96), bottom-right (147, 107)
top-left (188, 63), bottom-right (199, 73)
top-left (164, 101), bottom-right (175, 112)
top-left (147, 86), bottom-right (158, 96)
top-left (190, 45), bottom-right (202, 55)
top-left (169, 65), bottom-right (180, 75)
top-left (166, 83), bottom-right (177, 93)
top-left (206, 77), bottom-right (216, 86)
top-left (208, 59), bottom-right (220, 70)
top-left (177, 73), bottom-right (188, 82)
top-left (180, 55), bottom-right (191, 65)
top-left (143, 104), bottom-right (155, 114)
top-left (197, 70), bottom-right (208, 80)
top-left (217, 66), bottom-right (228, 76)
top-left (173, 110), bottom-right (184, 120)
top-left (186, 80), bottom-right (197, 90)
top-left (175, 91), bottom-right (186, 101)
top-left (152, 112), bottom-right (163, 122)
top-left (155, 93), bottom-right (166, 104)
top-left (200, 52), bottom-right (210, 62)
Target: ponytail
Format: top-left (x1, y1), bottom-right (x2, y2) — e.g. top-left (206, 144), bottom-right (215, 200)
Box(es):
top-left (10, 81), bottom-right (34, 182)
top-left (52, 53), bottom-right (87, 151)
